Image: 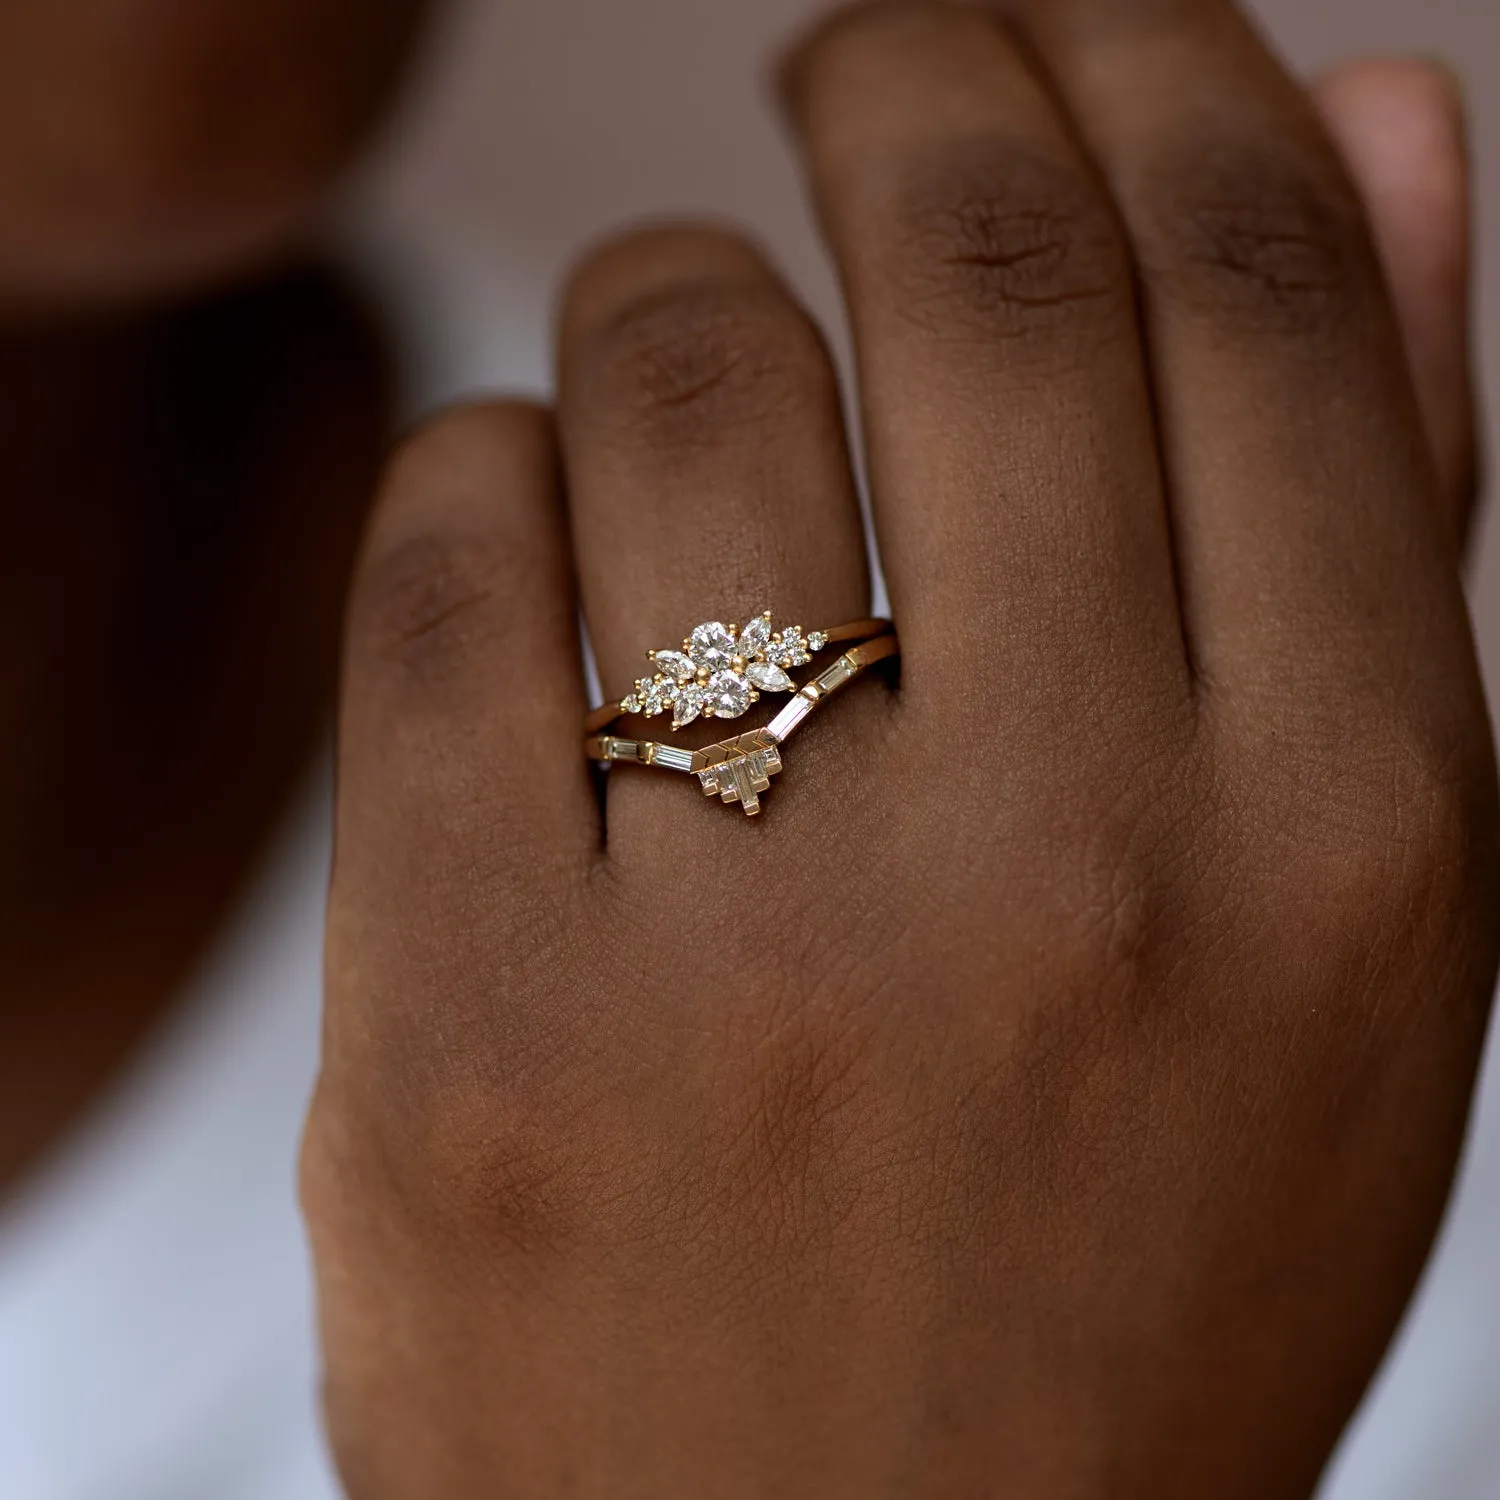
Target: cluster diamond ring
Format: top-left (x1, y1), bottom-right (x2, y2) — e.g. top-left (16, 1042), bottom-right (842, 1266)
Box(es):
top-left (584, 612), bottom-right (897, 817)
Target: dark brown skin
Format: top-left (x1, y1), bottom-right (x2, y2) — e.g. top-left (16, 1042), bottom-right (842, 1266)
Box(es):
top-left (0, 0), bottom-right (1488, 1491)
top-left (0, 0), bottom-right (424, 1189)
top-left (302, 4), bottom-right (1496, 1498)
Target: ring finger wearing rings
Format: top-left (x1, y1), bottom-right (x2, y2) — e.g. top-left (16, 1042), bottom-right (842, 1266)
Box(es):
top-left (556, 223), bottom-right (887, 836)
top-left (584, 615), bottom-right (898, 816)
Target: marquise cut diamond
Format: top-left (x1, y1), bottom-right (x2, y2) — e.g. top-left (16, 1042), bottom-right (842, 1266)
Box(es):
top-left (625, 612), bottom-right (828, 724)
top-left (746, 661), bottom-right (793, 692)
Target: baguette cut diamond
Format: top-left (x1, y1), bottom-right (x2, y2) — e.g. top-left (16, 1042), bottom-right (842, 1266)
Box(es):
top-left (697, 741), bottom-right (783, 816)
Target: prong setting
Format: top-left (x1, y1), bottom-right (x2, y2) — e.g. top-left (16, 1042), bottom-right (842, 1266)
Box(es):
top-left (622, 611), bottom-right (835, 724)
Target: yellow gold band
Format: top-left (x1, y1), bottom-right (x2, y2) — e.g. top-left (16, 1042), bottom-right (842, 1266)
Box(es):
top-left (583, 616), bottom-right (893, 736)
top-left (585, 622), bottom-right (898, 817)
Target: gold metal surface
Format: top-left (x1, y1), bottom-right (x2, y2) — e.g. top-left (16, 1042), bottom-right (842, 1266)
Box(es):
top-left (584, 619), bottom-right (898, 816)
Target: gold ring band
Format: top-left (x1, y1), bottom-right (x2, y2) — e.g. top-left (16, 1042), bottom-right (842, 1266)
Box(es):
top-left (584, 613), bottom-right (898, 817)
top-left (583, 616), bottom-right (893, 735)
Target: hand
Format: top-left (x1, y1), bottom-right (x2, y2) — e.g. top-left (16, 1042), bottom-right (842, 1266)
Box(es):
top-left (304, 4), bottom-right (1498, 1497)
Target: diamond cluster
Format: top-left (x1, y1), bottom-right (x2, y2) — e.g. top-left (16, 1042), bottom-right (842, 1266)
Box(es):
top-left (621, 613), bottom-right (830, 730)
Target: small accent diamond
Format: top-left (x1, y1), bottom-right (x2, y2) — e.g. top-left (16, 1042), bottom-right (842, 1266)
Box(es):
top-left (641, 675), bottom-right (679, 716)
top-left (625, 613), bottom-right (822, 722)
top-left (774, 626), bottom-right (812, 667)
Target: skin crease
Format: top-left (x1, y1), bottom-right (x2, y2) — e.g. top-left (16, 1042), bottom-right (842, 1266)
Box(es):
top-left (304, 4), bottom-right (1497, 1499)
top-left (0, 0), bottom-right (1486, 1491)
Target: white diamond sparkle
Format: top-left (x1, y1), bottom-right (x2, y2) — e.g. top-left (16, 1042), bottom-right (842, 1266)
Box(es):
top-left (624, 611), bottom-right (835, 723)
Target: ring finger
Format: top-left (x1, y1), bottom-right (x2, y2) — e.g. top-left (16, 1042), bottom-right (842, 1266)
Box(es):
top-left (556, 224), bottom-right (873, 846)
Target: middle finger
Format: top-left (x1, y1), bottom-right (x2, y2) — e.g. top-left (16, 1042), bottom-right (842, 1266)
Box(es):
top-left (557, 224), bottom-right (874, 841)
top-left (785, 1), bottom-right (1190, 734)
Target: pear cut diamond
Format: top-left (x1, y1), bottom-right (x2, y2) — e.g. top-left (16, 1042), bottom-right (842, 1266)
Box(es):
top-left (738, 614), bottom-right (772, 656)
top-left (653, 649), bottom-right (695, 681)
top-left (623, 612), bottom-right (830, 723)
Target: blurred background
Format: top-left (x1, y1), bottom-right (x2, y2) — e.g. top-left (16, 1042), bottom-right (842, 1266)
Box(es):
top-left (2, 2), bottom-right (1496, 1498)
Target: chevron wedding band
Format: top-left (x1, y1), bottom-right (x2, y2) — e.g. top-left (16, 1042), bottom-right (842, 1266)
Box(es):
top-left (584, 613), bottom-right (898, 817)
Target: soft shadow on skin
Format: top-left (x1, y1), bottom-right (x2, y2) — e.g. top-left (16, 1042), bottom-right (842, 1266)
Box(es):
top-left (0, 262), bottom-right (392, 1195)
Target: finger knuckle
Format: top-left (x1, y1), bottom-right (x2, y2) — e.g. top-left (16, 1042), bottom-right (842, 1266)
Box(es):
top-left (329, 1025), bottom-right (589, 1258)
top-left (1348, 720), bottom-right (1496, 906)
top-left (1050, 841), bottom-right (1175, 1002)
top-left (1135, 132), bottom-right (1374, 337)
top-left (349, 401), bottom-right (553, 680)
top-left (573, 280), bottom-right (829, 451)
top-left (1009, 770), bottom-right (1206, 1023)
top-left (873, 139), bottom-right (1128, 350)
top-left (317, 927), bottom-right (608, 1253)
top-left (1276, 710), bottom-right (1500, 951)
top-left (351, 529), bottom-right (510, 681)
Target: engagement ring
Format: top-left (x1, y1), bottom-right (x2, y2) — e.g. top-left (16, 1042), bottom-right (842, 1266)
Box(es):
top-left (585, 613), bottom-right (897, 817)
